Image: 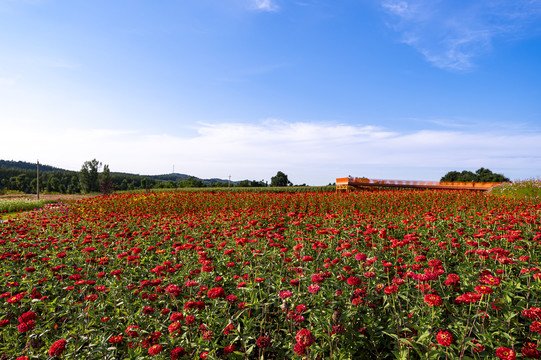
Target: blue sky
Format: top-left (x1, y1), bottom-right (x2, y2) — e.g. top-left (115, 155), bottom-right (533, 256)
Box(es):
top-left (1, 0), bottom-right (540, 185)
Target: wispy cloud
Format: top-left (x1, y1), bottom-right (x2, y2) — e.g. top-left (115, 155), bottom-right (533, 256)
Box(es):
top-left (2, 119), bottom-right (539, 184)
top-left (250, 0), bottom-right (279, 12)
top-left (381, 0), bottom-right (541, 71)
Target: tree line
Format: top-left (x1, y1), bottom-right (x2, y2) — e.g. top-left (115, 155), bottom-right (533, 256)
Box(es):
top-left (0, 160), bottom-right (296, 195)
top-left (440, 168), bottom-right (509, 182)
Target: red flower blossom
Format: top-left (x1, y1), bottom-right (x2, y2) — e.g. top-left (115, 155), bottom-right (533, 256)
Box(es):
top-left (295, 329), bottom-right (315, 347)
top-left (202, 330), bottom-right (213, 340)
top-left (424, 294), bottom-right (442, 306)
top-left (185, 315), bottom-right (195, 325)
top-left (480, 275), bottom-right (501, 286)
top-left (223, 323), bottom-right (234, 335)
top-left (171, 347), bottom-right (186, 359)
top-left (224, 344), bottom-right (236, 354)
top-left (170, 312), bottom-right (184, 322)
top-left (257, 336), bottom-right (271, 349)
top-left (109, 335), bottom-right (123, 343)
top-left (148, 344), bottom-right (162, 355)
top-left (436, 330), bottom-right (453, 346)
top-left (521, 342), bottom-right (540, 359)
top-left (471, 339), bottom-right (485, 353)
top-left (125, 325), bottom-right (140, 337)
top-left (455, 292), bottom-right (482, 304)
top-left (169, 322), bottom-right (182, 335)
top-left (522, 307), bottom-right (541, 320)
top-left (48, 339), bottom-right (67, 357)
top-left (444, 274), bottom-right (460, 286)
top-left (17, 320), bottom-right (35, 333)
top-left (496, 347), bottom-right (516, 360)
top-left (531, 321), bottom-right (541, 332)
top-left (18, 311), bottom-right (37, 323)
top-left (475, 285), bottom-right (493, 295)
top-left (142, 306), bottom-right (155, 314)
top-left (207, 287), bottom-right (225, 299)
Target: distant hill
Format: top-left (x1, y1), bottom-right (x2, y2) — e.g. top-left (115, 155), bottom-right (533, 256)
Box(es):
top-left (0, 160), bottom-right (66, 172)
top-left (147, 173), bottom-right (234, 186)
top-left (0, 159), bottom-right (232, 186)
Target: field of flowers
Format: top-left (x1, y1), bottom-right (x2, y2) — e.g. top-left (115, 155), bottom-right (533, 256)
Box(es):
top-left (1, 190), bottom-right (540, 359)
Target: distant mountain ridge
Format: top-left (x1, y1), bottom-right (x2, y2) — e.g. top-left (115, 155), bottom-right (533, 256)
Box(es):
top-left (0, 160), bottom-right (64, 172)
top-left (0, 159), bottom-right (232, 184)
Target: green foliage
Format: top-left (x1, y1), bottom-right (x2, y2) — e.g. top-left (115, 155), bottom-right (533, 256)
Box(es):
top-left (270, 171), bottom-right (292, 187)
top-left (0, 199), bottom-right (46, 214)
top-left (237, 179), bottom-right (266, 187)
top-left (441, 168), bottom-right (509, 182)
top-left (490, 178), bottom-right (541, 200)
top-left (100, 165), bottom-right (114, 194)
top-left (79, 159), bottom-right (102, 193)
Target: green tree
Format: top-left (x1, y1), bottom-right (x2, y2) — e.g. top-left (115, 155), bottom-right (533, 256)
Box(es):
top-left (270, 171), bottom-right (292, 187)
top-left (441, 168), bottom-right (509, 182)
top-left (79, 159), bottom-right (102, 193)
top-left (100, 164), bottom-right (114, 194)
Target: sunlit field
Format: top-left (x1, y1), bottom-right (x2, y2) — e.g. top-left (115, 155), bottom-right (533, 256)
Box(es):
top-left (1, 190), bottom-right (540, 359)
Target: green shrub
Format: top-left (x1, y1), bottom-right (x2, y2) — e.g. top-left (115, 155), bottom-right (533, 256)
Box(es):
top-left (489, 178), bottom-right (541, 200)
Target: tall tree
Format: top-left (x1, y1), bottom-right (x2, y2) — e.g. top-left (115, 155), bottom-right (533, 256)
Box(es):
top-left (100, 164), bottom-right (114, 194)
top-left (270, 171), bottom-right (292, 187)
top-left (79, 159), bottom-right (102, 193)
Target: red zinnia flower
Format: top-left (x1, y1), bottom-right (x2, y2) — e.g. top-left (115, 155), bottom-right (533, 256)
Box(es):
top-left (169, 322), bottom-right (182, 335)
top-left (109, 335), bottom-right (123, 343)
top-left (295, 329), bottom-right (315, 347)
top-left (142, 306), bottom-right (155, 314)
top-left (521, 342), bottom-right (540, 359)
top-left (202, 330), bottom-right (213, 340)
top-left (475, 285), bottom-right (493, 295)
top-left (436, 330), bottom-right (452, 346)
top-left (171, 347), bottom-right (186, 359)
top-left (294, 343), bottom-right (308, 356)
top-left (224, 344), bottom-right (235, 354)
top-left (256, 336), bottom-right (271, 349)
top-left (496, 347), bottom-right (516, 360)
top-left (170, 312), bottom-right (184, 322)
top-left (530, 321), bottom-right (541, 332)
top-left (444, 273), bottom-right (460, 286)
top-left (148, 344), bottom-right (162, 355)
top-left (17, 320), bottom-right (35, 333)
top-left (424, 294), bottom-right (442, 306)
top-left (18, 311), bottom-right (37, 323)
top-left (125, 325), bottom-right (140, 337)
top-left (48, 339), bottom-right (67, 357)
top-left (207, 287), bottom-right (225, 299)
top-left (522, 307), bottom-right (541, 320)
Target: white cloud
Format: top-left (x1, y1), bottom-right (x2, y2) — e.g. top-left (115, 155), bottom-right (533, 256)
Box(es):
top-left (1, 119), bottom-right (540, 184)
top-left (251, 0), bottom-right (279, 12)
top-left (381, 0), bottom-right (541, 71)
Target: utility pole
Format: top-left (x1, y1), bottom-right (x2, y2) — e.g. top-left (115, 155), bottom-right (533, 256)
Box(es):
top-left (36, 160), bottom-right (40, 200)
top-left (228, 175), bottom-right (231, 188)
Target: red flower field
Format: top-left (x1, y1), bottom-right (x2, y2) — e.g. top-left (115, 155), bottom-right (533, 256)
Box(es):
top-left (1, 189), bottom-right (540, 359)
